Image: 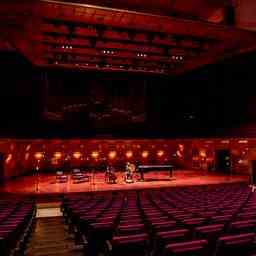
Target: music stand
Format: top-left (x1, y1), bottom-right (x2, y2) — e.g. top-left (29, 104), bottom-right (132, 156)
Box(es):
top-left (35, 166), bottom-right (39, 193)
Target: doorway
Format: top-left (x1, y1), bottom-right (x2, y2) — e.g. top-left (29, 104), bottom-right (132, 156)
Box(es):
top-left (215, 149), bottom-right (231, 173)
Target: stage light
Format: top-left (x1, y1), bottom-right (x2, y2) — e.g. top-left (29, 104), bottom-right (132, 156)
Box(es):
top-left (142, 151), bottom-right (149, 158)
top-left (178, 144), bottom-right (184, 151)
top-left (73, 152), bottom-right (81, 159)
top-left (157, 150), bottom-right (164, 157)
top-left (200, 150), bottom-right (206, 158)
top-left (91, 151), bottom-right (99, 159)
top-left (108, 151), bottom-right (117, 159)
top-left (5, 154), bottom-right (12, 164)
top-left (25, 152), bottom-right (30, 160)
top-left (54, 152), bottom-right (62, 159)
top-left (34, 152), bottom-right (43, 160)
top-left (238, 140), bottom-right (248, 144)
top-left (126, 151), bottom-right (133, 158)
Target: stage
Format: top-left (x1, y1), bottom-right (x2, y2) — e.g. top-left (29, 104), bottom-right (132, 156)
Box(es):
top-left (0, 170), bottom-right (249, 195)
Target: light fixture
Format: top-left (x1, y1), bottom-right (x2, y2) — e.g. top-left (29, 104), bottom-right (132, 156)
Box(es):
top-left (108, 151), bottom-right (117, 159)
top-left (91, 151), bottom-right (99, 159)
top-left (126, 151), bottom-right (133, 158)
top-left (54, 152), bottom-right (62, 159)
top-left (157, 150), bottom-right (164, 157)
top-left (73, 152), bottom-right (81, 159)
top-left (5, 154), bottom-right (12, 164)
top-left (34, 152), bottom-right (43, 160)
top-left (142, 151), bottom-right (149, 158)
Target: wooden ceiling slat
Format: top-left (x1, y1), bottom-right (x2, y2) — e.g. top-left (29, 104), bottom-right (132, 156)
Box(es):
top-left (2, 0), bottom-right (256, 75)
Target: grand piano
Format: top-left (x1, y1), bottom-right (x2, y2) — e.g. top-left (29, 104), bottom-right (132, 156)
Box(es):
top-left (137, 165), bottom-right (173, 181)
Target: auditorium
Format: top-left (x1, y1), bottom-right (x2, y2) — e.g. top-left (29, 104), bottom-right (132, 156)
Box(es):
top-left (1, 0), bottom-right (256, 255)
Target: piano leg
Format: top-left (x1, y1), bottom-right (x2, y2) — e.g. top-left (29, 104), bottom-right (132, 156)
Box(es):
top-left (139, 169), bottom-right (144, 181)
top-left (169, 168), bottom-right (173, 178)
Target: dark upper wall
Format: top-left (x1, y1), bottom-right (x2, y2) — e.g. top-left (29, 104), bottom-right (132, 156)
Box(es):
top-left (1, 50), bottom-right (256, 138)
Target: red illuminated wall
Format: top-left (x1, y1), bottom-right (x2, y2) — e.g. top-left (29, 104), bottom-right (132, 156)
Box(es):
top-left (236, 0), bottom-right (256, 31)
top-left (0, 138), bottom-right (254, 179)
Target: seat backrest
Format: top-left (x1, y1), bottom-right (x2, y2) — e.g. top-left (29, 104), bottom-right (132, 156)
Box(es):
top-left (195, 224), bottom-right (224, 240)
top-left (111, 233), bottom-right (148, 256)
top-left (157, 228), bottom-right (190, 244)
top-left (229, 220), bottom-right (256, 234)
top-left (164, 239), bottom-right (208, 256)
top-left (216, 232), bottom-right (255, 256)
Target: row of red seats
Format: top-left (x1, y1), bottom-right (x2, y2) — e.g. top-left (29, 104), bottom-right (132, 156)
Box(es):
top-left (0, 198), bottom-right (36, 256)
top-left (62, 183), bottom-right (256, 256)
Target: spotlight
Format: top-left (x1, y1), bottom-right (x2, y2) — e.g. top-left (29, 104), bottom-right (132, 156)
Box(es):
top-left (91, 151), bottom-right (99, 159)
top-left (73, 152), bottom-right (81, 159)
top-left (108, 151), bottom-right (117, 159)
top-left (126, 151), bottom-right (133, 158)
top-left (34, 152), bottom-right (43, 160)
top-left (157, 150), bottom-right (164, 157)
top-left (142, 151), bottom-right (149, 158)
top-left (54, 152), bottom-right (62, 159)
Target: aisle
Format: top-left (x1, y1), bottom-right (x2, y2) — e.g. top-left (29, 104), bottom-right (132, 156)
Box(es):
top-left (26, 217), bottom-right (84, 256)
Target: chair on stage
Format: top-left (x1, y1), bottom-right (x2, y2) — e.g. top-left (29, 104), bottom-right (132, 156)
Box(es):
top-left (105, 167), bottom-right (117, 184)
top-left (56, 170), bottom-right (68, 183)
top-left (72, 169), bottom-right (90, 184)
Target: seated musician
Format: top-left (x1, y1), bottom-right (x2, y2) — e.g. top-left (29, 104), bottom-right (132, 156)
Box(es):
top-left (105, 165), bottom-right (117, 184)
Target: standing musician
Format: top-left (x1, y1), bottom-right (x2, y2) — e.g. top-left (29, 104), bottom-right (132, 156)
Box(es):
top-left (124, 162), bottom-right (134, 183)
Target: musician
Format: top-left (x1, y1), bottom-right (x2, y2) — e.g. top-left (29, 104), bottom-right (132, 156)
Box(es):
top-left (105, 165), bottom-right (117, 184)
top-left (124, 162), bottom-right (133, 183)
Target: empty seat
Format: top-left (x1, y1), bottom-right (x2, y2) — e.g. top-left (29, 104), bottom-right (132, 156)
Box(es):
top-left (117, 223), bottom-right (145, 236)
top-left (110, 233), bottom-right (149, 256)
top-left (153, 229), bottom-right (190, 256)
top-left (163, 239), bottom-right (208, 256)
top-left (216, 233), bottom-right (255, 256)
top-left (229, 220), bottom-right (256, 234)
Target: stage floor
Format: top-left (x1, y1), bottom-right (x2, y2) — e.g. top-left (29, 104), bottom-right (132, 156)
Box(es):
top-left (0, 170), bottom-right (249, 195)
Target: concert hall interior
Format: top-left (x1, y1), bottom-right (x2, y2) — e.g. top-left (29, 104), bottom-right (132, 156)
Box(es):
top-left (2, 0), bottom-right (256, 256)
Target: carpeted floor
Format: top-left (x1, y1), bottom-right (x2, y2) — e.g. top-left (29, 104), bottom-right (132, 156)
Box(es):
top-left (26, 217), bottom-right (84, 256)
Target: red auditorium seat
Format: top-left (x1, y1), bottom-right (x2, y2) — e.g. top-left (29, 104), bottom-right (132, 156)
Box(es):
top-left (117, 223), bottom-right (145, 236)
top-left (163, 239), bottom-right (208, 256)
top-left (62, 184), bottom-right (256, 256)
top-left (153, 228), bottom-right (190, 256)
top-left (110, 233), bottom-right (149, 256)
top-left (216, 233), bottom-right (256, 256)
top-left (229, 220), bottom-right (256, 234)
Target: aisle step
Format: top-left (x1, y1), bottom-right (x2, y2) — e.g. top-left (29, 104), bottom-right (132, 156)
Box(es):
top-left (26, 216), bottom-right (84, 256)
